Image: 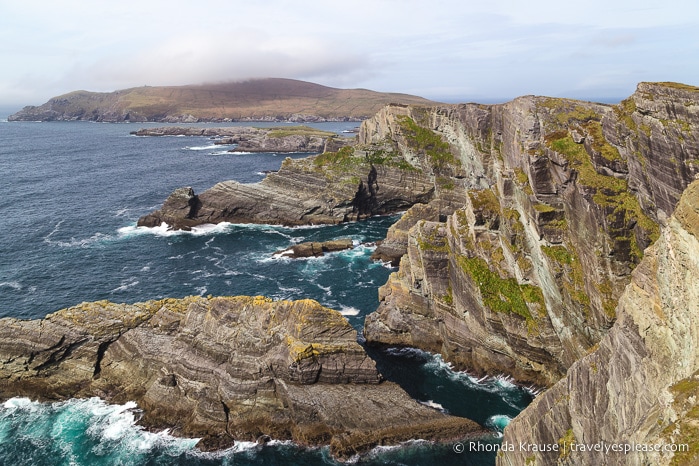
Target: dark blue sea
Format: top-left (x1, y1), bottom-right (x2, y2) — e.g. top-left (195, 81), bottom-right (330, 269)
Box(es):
top-left (0, 117), bottom-right (533, 465)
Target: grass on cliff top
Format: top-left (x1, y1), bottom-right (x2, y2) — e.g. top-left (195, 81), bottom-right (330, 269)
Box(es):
top-left (397, 116), bottom-right (460, 170)
top-left (311, 145), bottom-right (418, 176)
top-left (537, 98), bottom-right (602, 130)
top-left (652, 82), bottom-right (699, 92)
top-left (266, 126), bottom-right (336, 138)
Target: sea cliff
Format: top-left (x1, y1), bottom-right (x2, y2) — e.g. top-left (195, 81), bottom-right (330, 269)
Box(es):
top-left (140, 83), bottom-right (699, 388)
top-left (362, 82), bottom-right (699, 387)
top-left (499, 179), bottom-right (699, 465)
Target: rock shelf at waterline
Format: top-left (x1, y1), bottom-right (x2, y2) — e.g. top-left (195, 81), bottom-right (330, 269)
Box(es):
top-left (0, 295), bottom-right (483, 460)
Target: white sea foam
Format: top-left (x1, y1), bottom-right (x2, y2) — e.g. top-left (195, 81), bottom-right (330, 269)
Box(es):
top-left (110, 279), bottom-right (139, 293)
top-left (338, 305), bottom-right (360, 316)
top-left (0, 281), bottom-right (23, 291)
top-left (486, 414), bottom-right (512, 431)
top-left (183, 144), bottom-right (221, 151)
top-left (418, 400), bottom-right (446, 412)
top-left (1, 397), bottom-right (199, 456)
top-left (117, 222), bottom-right (233, 238)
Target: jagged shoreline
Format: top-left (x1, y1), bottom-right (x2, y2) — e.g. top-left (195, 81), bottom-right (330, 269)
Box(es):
top-left (136, 81), bottom-right (699, 463)
top-left (4, 81), bottom-right (699, 463)
top-left (0, 296), bottom-right (483, 460)
top-left (131, 125), bottom-right (353, 154)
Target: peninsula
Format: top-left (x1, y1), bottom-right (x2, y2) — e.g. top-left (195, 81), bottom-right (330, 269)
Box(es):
top-left (7, 78), bottom-right (437, 123)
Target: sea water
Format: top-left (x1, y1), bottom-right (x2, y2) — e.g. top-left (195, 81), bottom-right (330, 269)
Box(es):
top-left (0, 119), bottom-right (532, 465)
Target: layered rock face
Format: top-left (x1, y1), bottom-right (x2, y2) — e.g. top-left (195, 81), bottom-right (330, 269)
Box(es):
top-left (363, 83), bottom-right (699, 386)
top-left (0, 295), bottom-right (481, 459)
top-left (499, 179), bottom-right (699, 466)
top-left (138, 146), bottom-right (436, 229)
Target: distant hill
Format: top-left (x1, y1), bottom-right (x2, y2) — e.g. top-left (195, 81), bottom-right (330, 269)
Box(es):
top-left (8, 78), bottom-right (438, 122)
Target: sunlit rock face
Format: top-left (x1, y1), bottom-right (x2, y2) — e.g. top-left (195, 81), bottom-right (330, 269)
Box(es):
top-left (500, 179), bottom-right (699, 466)
top-left (362, 82), bottom-right (699, 387)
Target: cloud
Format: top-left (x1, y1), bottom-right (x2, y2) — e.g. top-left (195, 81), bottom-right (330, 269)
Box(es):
top-left (51, 30), bottom-right (370, 92)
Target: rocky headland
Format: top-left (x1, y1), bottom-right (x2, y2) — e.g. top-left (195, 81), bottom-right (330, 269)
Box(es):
top-left (0, 295), bottom-right (482, 459)
top-left (137, 81), bottom-right (699, 462)
top-left (131, 125), bottom-right (352, 154)
top-left (7, 78), bottom-right (437, 123)
top-left (137, 143), bottom-right (437, 229)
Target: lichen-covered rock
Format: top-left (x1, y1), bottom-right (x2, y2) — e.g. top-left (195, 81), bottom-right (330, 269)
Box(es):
top-left (498, 179), bottom-right (699, 466)
top-left (0, 296), bottom-right (482, 459)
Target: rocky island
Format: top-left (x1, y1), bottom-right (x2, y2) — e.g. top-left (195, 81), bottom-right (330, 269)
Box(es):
top-left (137, 81), bottom-right (699, 463)
top-left (0, 295), bottom-right (482, 459)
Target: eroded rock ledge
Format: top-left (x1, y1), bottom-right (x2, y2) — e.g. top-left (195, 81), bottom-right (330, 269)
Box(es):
top-left (0, 295), bottom-right (482, 459)
top-left (137, 147), bottom-right (437, 229)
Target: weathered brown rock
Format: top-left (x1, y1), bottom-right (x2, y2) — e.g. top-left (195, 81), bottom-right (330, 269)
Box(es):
top-left (138, 147), bottom-right (436, 228)
top-left (0, 295), bottom-right (482, 459)
top-left (498, 179), bottom-right (699, 465)
top-left (274, 238), bottom-right (354, 258)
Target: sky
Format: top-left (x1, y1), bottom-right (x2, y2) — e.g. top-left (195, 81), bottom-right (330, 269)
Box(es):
top-left (0, 0), bottom-right (697, 109)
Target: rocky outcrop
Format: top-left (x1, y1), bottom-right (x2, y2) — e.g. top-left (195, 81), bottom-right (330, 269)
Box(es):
top-left (131, 125), bottom-right (350, 153)
top-left (274, 238), bottom-right (354, 258)
top-left (363, 82), bottom-right (699, 386)
top-left (0, 295), bottom-right (482, 459)
top-left (138, 146), bottom-right (437, 229)
top-left (498, 179), bottom-right (699, 466)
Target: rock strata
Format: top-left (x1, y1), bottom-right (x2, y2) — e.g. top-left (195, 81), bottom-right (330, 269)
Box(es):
top-left (362, 83), bottom-right (699, 386)
top-left (0, 295), bottom-right (482, 459)
top-left (498, 179), bottom-right (699, 465)
top-left (138, 146), bottom-right (436, 228)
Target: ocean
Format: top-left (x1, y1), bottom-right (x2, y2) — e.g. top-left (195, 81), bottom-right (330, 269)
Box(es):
top-left (0, 118), bottom-right (533, 465)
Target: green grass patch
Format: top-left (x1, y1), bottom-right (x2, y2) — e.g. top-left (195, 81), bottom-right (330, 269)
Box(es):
top-left (397, 116), bottom-right (460, 170)
top-left (545, 132), bottom-right (659, 260)
top-left (457, 255), bottom-right (543, 320)
top-left (542, 245), bottom-right (589, 306)
top-left (265, 125), bottom-right (336, 138)
top-left (469, 188), bottom-right (501, 213)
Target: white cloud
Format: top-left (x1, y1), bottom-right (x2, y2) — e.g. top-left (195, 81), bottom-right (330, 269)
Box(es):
top-left (0, 0), bottom-right (697, 105)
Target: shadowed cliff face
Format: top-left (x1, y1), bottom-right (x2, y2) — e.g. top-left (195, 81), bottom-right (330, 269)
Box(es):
top-left (363, 82), bottom-right (699, 386)
top-left (499, 179), bottom-right (699, 466)
top-left (0, 296), bottom-right (482, 459)
top-left (137, 145), bottom-right (437, 229)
